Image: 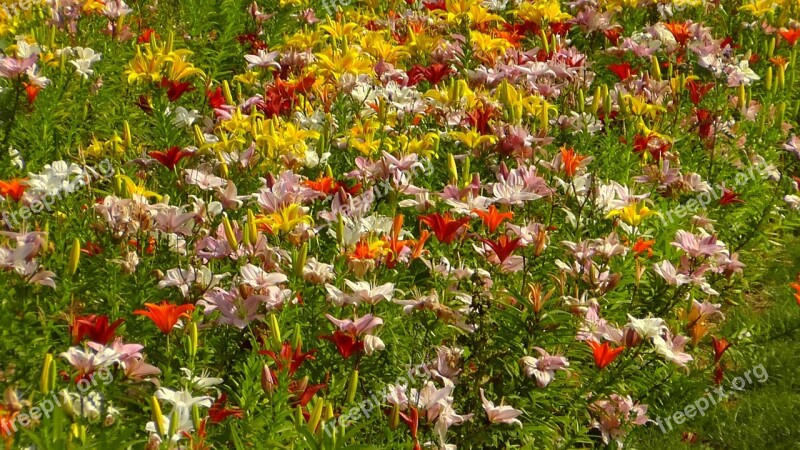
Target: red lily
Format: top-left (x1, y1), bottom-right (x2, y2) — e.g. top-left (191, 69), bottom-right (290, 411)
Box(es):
top-left (603, 27), bottom-right (622, 45)
top-left (473, 205), bottom-right (513, 232)
top-left (695, 109), bottom-right (714, 139)
top-left (587, 340), bottom-right (625, 369)
top-left (149, 146), bottom-right (194, 170)
top-left (321, 331), bottom-right (363, 359)
top-left (419, 212), bottom-right (470, 244)
top-left (259, 342), bottom-right (316, 376)
top-left (608, 62), bottom-right (637, 81)
top-left (408, 63), bottom-right (454, 86)
top-left (207, 87), bottom-right (226, 109)
top-left (719, 189), bottom-right (745, 205)
top-left (714, 365), bottom-right (725, 385)
top-left (465, 104), bottom-right (496, 135)
top-left (160, 79), bottom-right (196, 102)
top-left (137, 28), bottom-right (158, 44)
top-left (24, 83), bottom-right (41, 105)
top-left (134, 301), bottom-right (195, 334)
top-left (711, 336), bottom-right (731, 364)
top-left (685, 80), bottom-right (713, 105)
top-left (399, 405), bottom-right (421, 450)
top-left (289, 379), bottom-right (326, 407)
top-left (208, 394), bottom-right (245, 423)
top-left (481, 235), bottom-right (522, 264)
top-left (779, 28), bottom-right (800, 46)
top-left (71, 314), bottom-right (125, 345)
top-left (0, 179), bottom-right (27, 202)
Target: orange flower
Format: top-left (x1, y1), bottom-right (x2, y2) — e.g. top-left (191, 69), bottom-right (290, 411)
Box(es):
top-left (304, 176), bottom-right (340, 196)
top-left (790, 282), bottom-right (800, 306)
top-left (587, 340), bottom-right (625, 369)
top-left (473, 205), bottom-right (513, 233)
top-left (665, 22), bottom-right (691, 46)
top-left (632, 238), bottom-right (655, 258)
top-left (0, 179), bottom-right (27, 202)
top-left (134, 301), bottom-right (195, 334)
top-left (560, 147), bottom-right (588, 177)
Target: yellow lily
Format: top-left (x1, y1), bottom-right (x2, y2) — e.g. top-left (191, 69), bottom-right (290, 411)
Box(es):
top-left (449, 129), bottom-right (497, 151)
top-left (256, 204), bottom-right (314, 234)
top-left (606, 203), bottom-right (656, 227)
top-left (116, 175), bottom-right (162, 201)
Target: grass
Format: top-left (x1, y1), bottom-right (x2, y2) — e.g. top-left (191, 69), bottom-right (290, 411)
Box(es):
top-left (633, 237), bottom-right (800, 449)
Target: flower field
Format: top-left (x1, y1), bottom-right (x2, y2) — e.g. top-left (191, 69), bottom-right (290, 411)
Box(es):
top-left (1, 0), bottom-right (800, 448)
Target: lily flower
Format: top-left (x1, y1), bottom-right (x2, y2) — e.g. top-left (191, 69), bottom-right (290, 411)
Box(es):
top-left (134, 301), bottom-right (195, 334)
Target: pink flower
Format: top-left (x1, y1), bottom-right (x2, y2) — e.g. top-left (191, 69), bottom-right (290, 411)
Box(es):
top-left (325, 314), bottom-right (383, 336)
top-left (480, 389), bottom-right (523, 427)
top-left (519, 347), bottom-right (570, 387)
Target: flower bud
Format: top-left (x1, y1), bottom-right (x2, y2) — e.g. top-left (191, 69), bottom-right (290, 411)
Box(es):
top-left (346, 369), bottom-right (359, 404)
top-left (307, 398), bottom-right (324, 432)
top-left (261, 365), bottom-right (276, 394)
top-left (270, 314), bottom-right (282, 349)
top-left (294, 242), bottom-right (308, 278)
top-left (388, 403), bottom-right (400, 430)
top-left (68, 238), bottom-right (81, 275)
top-left (41, 353), bottom-right (53, 394)
top-left (150, 396), bottom-right (166, 436)
top-left (222, 214), bottom-right (238, 250)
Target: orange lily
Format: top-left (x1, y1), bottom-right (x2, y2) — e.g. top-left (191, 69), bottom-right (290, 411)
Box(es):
top-left (134, 301), bottom-right (195, 334)
top-left (473, 205), bottom-right (513, 232)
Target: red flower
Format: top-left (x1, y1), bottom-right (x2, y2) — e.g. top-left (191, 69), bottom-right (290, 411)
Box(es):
top-left (695, 109), bottom-right (715, 140)
top-left (137, 28), bottom-right (158, 44)
top-left (399, 405), bottom-right (421, 450)
top-left (714, 365), bottom-right (724, 385)
top-left (160, 79), bottom-right (195, 102)
top-left (0, 179), bottom-right (27, 202)
top-left (549, 22), bottom-right (572, 36)
top-left (289, 379), bottom-right (326, 407)
top-left (603, 27), bottom-right (622, 45)
top-left (419, 212), bottom-right (470, 244)
top-left (208, 394), bottom-right (245, 423)
top-left (779, 28), bottom-right (800, 46)
top-left (71, 314), bottom-right (124, 345)
top-left (304, 176), bottom-right (341, 195)
top-left (465, 104), bottom-right (496, 135)
top-left (665, 22), bottom-right (691, 46)
top-left (134, 301), bottom-right (195, 334)
top-left (608, 62), bottom-right (637, 81)
top-left (719, 189), bottom-right (745, 205)
top-left (473, 205), bottom-right (513, 232)
top-left (481, 235), bottom-right (522, 264)
top-left (587, 340), bottom-right (625, 369)
top-left (407, 63), bottom-right (454, 86)
top-left (260, 342), bottom-right (316, 376)
top-left (711, 336), bottom-right (731, 364)
top-left (24, 83), bottom-right (41, 105)
top-left (207, 87), bottom-right (226, 109)
top-left (685, 80), bottom-right (713, 105)
top-left (81, 242), bottom-right (103, 256)
top-left (136, 95), bottom-right (153, 114)
top-left (321, 331), bottom-right (363, 359)
top-left (148, 146), bottom-right (194, 170)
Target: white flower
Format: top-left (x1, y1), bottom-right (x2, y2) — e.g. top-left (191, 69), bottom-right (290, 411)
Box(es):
top-left (69, 47), bottom-right (102, 79)
top-left (479, 389), bottom-right (523, 427)
top-left (170, 106), bottom-right (201, 127)
top-left (363, 335), bottom-right (385, 355)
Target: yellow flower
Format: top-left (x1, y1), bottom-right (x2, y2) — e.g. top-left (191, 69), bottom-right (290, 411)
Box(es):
top-left (606, 204), bottom-right (656, 227)
top-left (256, 118), bottom-right (320, 159)
top-left (125, 46), bottom-right (166, 84)
top-left (739, 0), bottom-right (776, 15)
top-left (116, 175), bottom-right (162, 201)
top-left (166, 57), bottom-right (204, 82)
top-left (361, 32), bottom-right (410, 64)
top-left (256, 204), bottom-right (313, 234)
top-left (319, 19), bottom-right (361, 43)
top-left (425, 79), bottom-right (477, 109)
top-left (348, 118), bottom-right (382, 156)
top-left (312, 47), bottom-right (374, 79)
top-left (517, 0), bottom-right (572, 22)
top-left (449, 129), bottom-right (497, 151)
top-left (624, 95), bottom-right (667, 119)
top-left (470, 31), bottom-right (512, 63)
top-left (233, 70), bottom-right (262, 85)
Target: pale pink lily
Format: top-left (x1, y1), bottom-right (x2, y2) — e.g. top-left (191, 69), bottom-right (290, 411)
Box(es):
top-left (479, 389), bottom-right (523, 427)
top-left (325, 313), bottom-right (383, 336)
top-left (519, 347), bottom-right (570, 387)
